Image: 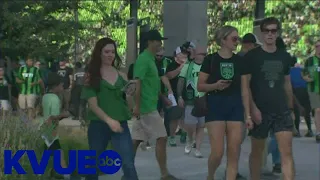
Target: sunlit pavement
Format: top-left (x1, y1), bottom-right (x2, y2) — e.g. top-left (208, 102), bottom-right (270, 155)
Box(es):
top-left (60, 119), bottom-right (319, 180)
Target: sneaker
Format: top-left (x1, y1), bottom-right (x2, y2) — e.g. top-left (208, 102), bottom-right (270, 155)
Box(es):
top-left (168, 136), bottom-right (177, 147)
top-left (294, 131), bottom-right (301, 137)
top-left (161, 174), bottom-right (181, 180)
top-left (194, 149), bottom-right (203, 158)
top-left (272, 163), bottom-right (281, 174)
top-left (175, 129), bottom-right (182, 135)
top-left (224, 170), bottom-right (246, 180)
top-left (192, 141), bottom-right (196, 148)
top-left (140, 142), bottom-right (147, 151)
top-left (180, 131), bottom-right (187, 144)
top-left (184, 143), bottom-right (192, 154)
top-left (140, 142), bottom-right (151, 151)
top-left (236, 173), bottom-right (246, 180)
top-left (305, 130), bottom-right (314, 137)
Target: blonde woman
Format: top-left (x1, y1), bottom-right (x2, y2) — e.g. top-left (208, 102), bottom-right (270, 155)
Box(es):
top-left (197, 26), bottom-right (250, 180)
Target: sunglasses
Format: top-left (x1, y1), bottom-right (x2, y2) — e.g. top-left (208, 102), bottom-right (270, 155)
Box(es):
top-left (262, 28), bottom-right (277, 34)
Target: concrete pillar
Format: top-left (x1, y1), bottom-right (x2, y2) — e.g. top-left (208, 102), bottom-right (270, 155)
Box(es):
top-left (124, 18), bottom-right (137, 73)
top-left (253, 0), bottom-right (265, 45)
top-left (163, 1), bottom-right (208, 56)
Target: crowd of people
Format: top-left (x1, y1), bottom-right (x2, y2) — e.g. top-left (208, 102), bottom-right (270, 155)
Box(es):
top-left (0, 16), bottom-right (320, 180)
top-left (0, 58), bottom-right (86, 120)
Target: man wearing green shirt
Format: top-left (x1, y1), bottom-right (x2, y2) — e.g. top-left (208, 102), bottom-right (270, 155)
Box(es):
top-left (132, 30), bottom-right (179, 180)
top-left (16, 57), bottom-right (43, 120)
top-left (304, 40), bottom-right (320, 142)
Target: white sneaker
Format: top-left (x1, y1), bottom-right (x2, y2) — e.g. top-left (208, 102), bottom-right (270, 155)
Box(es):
top-left (194, 150), bottom-right (203, 158)
top-left (140, 142), bottom-right (147, 151)
top-left (184, 143), bottom-right (192, 154)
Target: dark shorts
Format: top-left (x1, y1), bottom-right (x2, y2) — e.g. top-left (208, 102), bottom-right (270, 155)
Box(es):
top-left (205, 93), bottom-right (244, 122)
top-left (248, 110), bottom-right (294, 139)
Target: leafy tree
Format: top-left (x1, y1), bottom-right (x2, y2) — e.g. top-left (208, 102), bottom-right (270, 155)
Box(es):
top-left (0, 0), bottom-right (319, 64)
top-left (266, 0), bottom-right (320, 61)
top-left (207, 0), bottom-right (256, 53)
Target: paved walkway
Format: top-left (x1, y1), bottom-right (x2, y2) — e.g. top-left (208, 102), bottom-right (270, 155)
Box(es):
top-left (60, 119), bottom-right (319, 180)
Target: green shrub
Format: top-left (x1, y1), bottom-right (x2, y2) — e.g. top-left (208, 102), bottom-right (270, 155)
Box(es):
top-left (0, 116), bottom-right (113, 179)
top-left (0, 115), bottom-right (46, 180)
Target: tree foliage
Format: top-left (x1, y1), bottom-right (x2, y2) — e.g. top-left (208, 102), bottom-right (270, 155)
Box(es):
top-left (0, 0), bottom-right (319, 63)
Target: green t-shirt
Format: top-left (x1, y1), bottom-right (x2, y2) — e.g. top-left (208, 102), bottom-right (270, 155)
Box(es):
top-left (18, 66), bottom-right (41, 95)
top-left (179, 62), bottom-right (204, 105)
top-left (81, 75), bottom-right (131, 122)
top-left (40, 93), bottom-right (61, 147)
top-left (133, 50), bottom-right (160, 114)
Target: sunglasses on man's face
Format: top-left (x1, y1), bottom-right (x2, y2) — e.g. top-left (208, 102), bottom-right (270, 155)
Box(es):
top-left (262, 28), bottom-right (278, 34)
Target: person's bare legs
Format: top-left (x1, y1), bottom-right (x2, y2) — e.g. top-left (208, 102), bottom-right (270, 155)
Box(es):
top-left (132, 139), bottom-right (142, 157)
top-left (184, 125), bottom-right (196, 143)
top-left (225, 122), bottom-right (243, 180)
top-left (170, 119), bottom-right (179, 137)
top-left (27, 108), bottom-right (34, 120)
top-left (275, 131), bottom-right (295, 180)
top-left (206, 121), bottom-right (226, 180)
top-left (156, 137), bottom-right (169, 177)
top-left (195, 126), bottom-right (204, 151)
top-left (249, 137), bottom-right (266, 180)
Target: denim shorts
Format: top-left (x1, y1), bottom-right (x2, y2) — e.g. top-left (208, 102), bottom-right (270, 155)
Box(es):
top-left (205, 93), bottom-right (244, 122)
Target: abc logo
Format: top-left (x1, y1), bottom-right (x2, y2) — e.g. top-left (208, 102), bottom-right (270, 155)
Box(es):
top-left (98, 150), bottom-right (122, 174)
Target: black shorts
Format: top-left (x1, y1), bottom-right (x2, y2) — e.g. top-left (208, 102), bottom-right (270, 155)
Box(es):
top-left (248, 110), bottom-right (294, 139)
top-left (43, 139), bottom-right (62, 155)
top-left (205, 93), bottom-right (244, 122)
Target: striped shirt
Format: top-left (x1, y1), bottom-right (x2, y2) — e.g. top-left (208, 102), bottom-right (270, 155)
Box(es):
top-left (18, 66), bottom-right (41, 95)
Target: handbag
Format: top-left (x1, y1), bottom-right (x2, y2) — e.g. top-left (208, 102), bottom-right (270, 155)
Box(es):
top-left (191, 95), bottom-right (208, 117)
top-left (191, 55), bottom-right (213, 117)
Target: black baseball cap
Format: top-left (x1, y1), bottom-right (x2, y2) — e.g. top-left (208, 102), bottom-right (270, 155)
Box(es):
top-left (182, 41), bottom-right (196, 49)
top-left (145, 30), bottom-right (168, 41)
top-left (242, 33), bottom-right (262, 45)
top-left (173, 46), bottom-right (188, 56)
